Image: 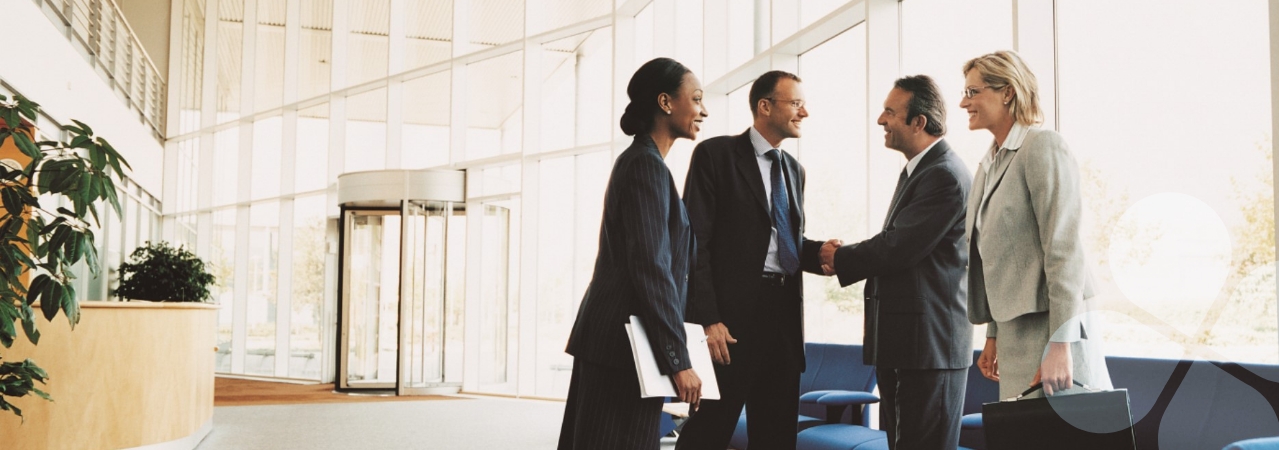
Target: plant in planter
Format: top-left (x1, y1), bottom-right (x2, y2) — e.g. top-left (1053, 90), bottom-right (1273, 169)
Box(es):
top-left (116, 241), bottom-right (215, 302)
top-left (0, 94), bottom-right (129, 418)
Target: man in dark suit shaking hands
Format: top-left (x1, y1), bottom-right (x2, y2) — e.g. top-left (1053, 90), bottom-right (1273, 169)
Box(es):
top-left (819, 75), bottom-right (973, 450)
top-left (677, 71), bottom-right (835, 450)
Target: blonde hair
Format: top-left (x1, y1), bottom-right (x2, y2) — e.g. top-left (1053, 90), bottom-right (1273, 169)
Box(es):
top-left (962, 50), bottom-right (1043, 126)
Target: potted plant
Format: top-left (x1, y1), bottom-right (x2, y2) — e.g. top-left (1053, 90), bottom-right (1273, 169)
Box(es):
top-left (0, 94), bottom-right (129, 418)
top-left (116, 241), bottom-right (215, 302)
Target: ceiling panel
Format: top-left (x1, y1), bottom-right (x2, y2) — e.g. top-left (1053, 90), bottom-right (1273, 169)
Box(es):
top-left (535, 0), bottom-right (610, 35)
top-left (300, 0), bottom-right (333, 30)
top-left (348, 0), bottom-right (390, 36)
top-left (470, 0), bottom-right (523, 47)
top-left (403, 71), bottom-right (452, 126)
top-left (467, 51), bottom-right (524, 128)
top-left (407, 0), bottom-right (452, 41)
top-left (257, 0), bottom-right (286, 26)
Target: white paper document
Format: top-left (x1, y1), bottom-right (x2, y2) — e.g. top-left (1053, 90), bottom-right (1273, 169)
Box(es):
top-left (625, 315), bottom-right (721, 400)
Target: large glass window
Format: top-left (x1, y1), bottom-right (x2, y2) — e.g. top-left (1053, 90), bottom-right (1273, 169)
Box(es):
top-left (217, 0), bottom-right (245, 122)
top-left (402, 71), bottom-right (450, 169)
top-left (466, 51), bottom-right (524, 159)
top-left (1057, 0), bottom-right (1274, 363)
top-left (296, 103), bottom-right (330, 192)
top-left (540, 28), bottom-right (612, 152)
top-left (469, 0), bottom-right (524, 50)
top-left (347, 0), bottom-right (389, 87)
top-left (796, 24), bottom-right (868, 345)
top-left (299, 0), bottom-right (332, 100)
top-left (212, 127), bottom-right (241, 206)
top-left (178, 0), bottom-right (205, 133)
top-left (253, 115), bottom-right (283, 199)
top-left (256, 0), bottom-right (286, 110)
top-left (211, 209), bottom-right (237, 372)
top-left (479, 201), bottom-right (516, 390)
top-left (901, 0), bottom-right (1013, 168)
top-left (291, 195), bottom-right (328, 378)
top-left (406, 0), bottom-right (452, 71)
top-left (534, 155), bottom-right (575, 397)
top-left (246, 202), bottom-right (280, 376)
top-left (346, 87), bottom-right (388, 173)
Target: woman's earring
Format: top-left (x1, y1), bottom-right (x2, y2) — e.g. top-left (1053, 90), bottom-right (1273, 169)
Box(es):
top-left (665, 109), bottom-right (672, 114)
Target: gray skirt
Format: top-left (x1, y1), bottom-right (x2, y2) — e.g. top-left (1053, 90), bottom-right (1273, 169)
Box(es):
top-left (994, 311), bottom-right (1113, 400)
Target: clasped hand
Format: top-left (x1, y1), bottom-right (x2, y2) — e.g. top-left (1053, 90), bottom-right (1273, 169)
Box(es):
top-left (819, 239), bottom-right (842, 275)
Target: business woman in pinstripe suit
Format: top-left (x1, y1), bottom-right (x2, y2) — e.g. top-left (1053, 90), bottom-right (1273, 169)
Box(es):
top-left (961, 51), bottom-right (1112, 401)
top-left (557, 57), bottom-right (708, 450)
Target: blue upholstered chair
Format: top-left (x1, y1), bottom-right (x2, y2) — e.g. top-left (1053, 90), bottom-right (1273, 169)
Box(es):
top-left (729, 343), bottom-right (879, 449)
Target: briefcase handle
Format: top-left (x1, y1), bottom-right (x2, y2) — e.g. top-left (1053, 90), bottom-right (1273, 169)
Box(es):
top-left (1010, 380), bottom-right (1090, 401)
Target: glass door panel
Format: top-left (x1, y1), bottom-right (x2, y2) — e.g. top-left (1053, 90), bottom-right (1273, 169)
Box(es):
top-left (479, 204), bottom-right (512, 388)
top-left (340, 211), bottom-right (401, 388)
top-left (399, 201), bottom-right (458, 394)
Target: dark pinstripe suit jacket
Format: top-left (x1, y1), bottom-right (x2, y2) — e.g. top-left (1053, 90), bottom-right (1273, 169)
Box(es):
top-left (683, 130), bottom-right (826, 373)
top-left (565, 135), bottom-right (693, 376)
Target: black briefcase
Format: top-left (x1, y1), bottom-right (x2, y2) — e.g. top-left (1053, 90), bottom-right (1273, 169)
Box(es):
top-left (983, 382), bottom-right (1136, 450)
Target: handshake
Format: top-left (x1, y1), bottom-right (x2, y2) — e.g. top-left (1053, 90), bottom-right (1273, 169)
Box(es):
top-left (818, 238), bottom-right (843, 276)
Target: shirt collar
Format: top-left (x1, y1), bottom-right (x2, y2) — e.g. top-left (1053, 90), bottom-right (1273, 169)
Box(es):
top-left (982, 122), bottom-right (1032, 170)
top-left (905, 138), bottom-right (942, 177)
top-left (1004, 121), bottom-right (1031, 151)
top-left (749, 126), bottom-right (779, 157)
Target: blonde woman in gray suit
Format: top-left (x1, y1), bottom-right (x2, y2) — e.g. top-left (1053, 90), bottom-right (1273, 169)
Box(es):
top-left (960, 50), bottom-right (1112, 400)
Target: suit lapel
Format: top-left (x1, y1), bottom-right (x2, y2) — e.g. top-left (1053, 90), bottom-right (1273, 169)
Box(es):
top-left (732, 131), bottom-right (769, 214)
top-left (885, 140), bottom-right (951, 226)
top-left (976, 147), bottom-right (1018, 221)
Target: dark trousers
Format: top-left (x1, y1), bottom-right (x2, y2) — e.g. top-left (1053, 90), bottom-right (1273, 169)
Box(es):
top-left (558, 358), bottom-right (663, 450)
top-left (676, 283), bottom-right (803, 450)
top-left (877, 366), bottom-right (967, 450)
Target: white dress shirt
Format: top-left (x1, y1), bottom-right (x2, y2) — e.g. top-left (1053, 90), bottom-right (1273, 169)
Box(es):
top-left (749, 126), bottom-right (786, 274)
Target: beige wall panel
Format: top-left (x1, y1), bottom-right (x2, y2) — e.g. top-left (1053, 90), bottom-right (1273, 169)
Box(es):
top-left (0, 302), bottom-right (216, 450)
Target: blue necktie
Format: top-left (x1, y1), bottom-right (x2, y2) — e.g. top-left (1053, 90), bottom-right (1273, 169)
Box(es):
top-left (767, 149), bottom-right (800, 274)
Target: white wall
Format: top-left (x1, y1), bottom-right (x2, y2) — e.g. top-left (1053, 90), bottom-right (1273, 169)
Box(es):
top-left (2, 0), bottom-right (165, 194)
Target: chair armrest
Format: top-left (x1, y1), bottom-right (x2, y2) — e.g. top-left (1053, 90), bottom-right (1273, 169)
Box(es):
top-left (799, 390), bottom-right (842, 403)
top-left (816, 391), bottom-right (880, 406)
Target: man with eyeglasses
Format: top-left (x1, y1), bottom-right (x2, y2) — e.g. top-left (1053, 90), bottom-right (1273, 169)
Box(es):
top-left (677, 70), bottom-right (838, 450)
top-left (819, 74), bottom-right (973, 450)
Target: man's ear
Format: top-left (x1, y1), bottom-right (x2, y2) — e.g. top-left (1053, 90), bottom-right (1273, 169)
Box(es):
top-left (757, 99), bottom-right (770, 117)
top-left (911, 114), bottom-right (928, 133)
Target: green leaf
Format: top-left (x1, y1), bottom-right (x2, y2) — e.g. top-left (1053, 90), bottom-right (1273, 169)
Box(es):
top-left (104, 181), bottom-right (121, 216)
top-left (39, 278), bottom-right (58, 321)
top-left (70, 119), bottom-right (93, 136)
top-left (2, 109), bottom-right (18, 130)
top-left (98, 138), bottom-right (131, 171)
top-left (1, 188), bottom-right (21, 217)
top-left (61, 283), bottom-right (79, 328)
top-left (13, 131), bottom-right (40, 160)
top-left (70, 135), bottom-right (91, 150)
top-left (20, 302), bottom-right (39, 345)
top-left (61, 123), bottom-right (83, 135)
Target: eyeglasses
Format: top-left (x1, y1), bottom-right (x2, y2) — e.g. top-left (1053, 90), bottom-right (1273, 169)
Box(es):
top-left (766, 97), bottom-right (806, 110)
top-left (961, 85), bottom-right (1003, 99)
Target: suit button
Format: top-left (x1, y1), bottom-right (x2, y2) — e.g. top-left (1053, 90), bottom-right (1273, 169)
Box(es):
top-left (673, 358), bottom-right (680, 365)
top-left (669, 351), bottom-right (676, 357)
top-left (684, 275), bottom-right (689, 281)
top-left (665, 344), bottom-right (672, 350)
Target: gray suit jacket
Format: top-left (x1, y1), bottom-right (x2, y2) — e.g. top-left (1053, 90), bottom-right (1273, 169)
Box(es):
top-left (966, 124), bottom-right (1096, 342)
